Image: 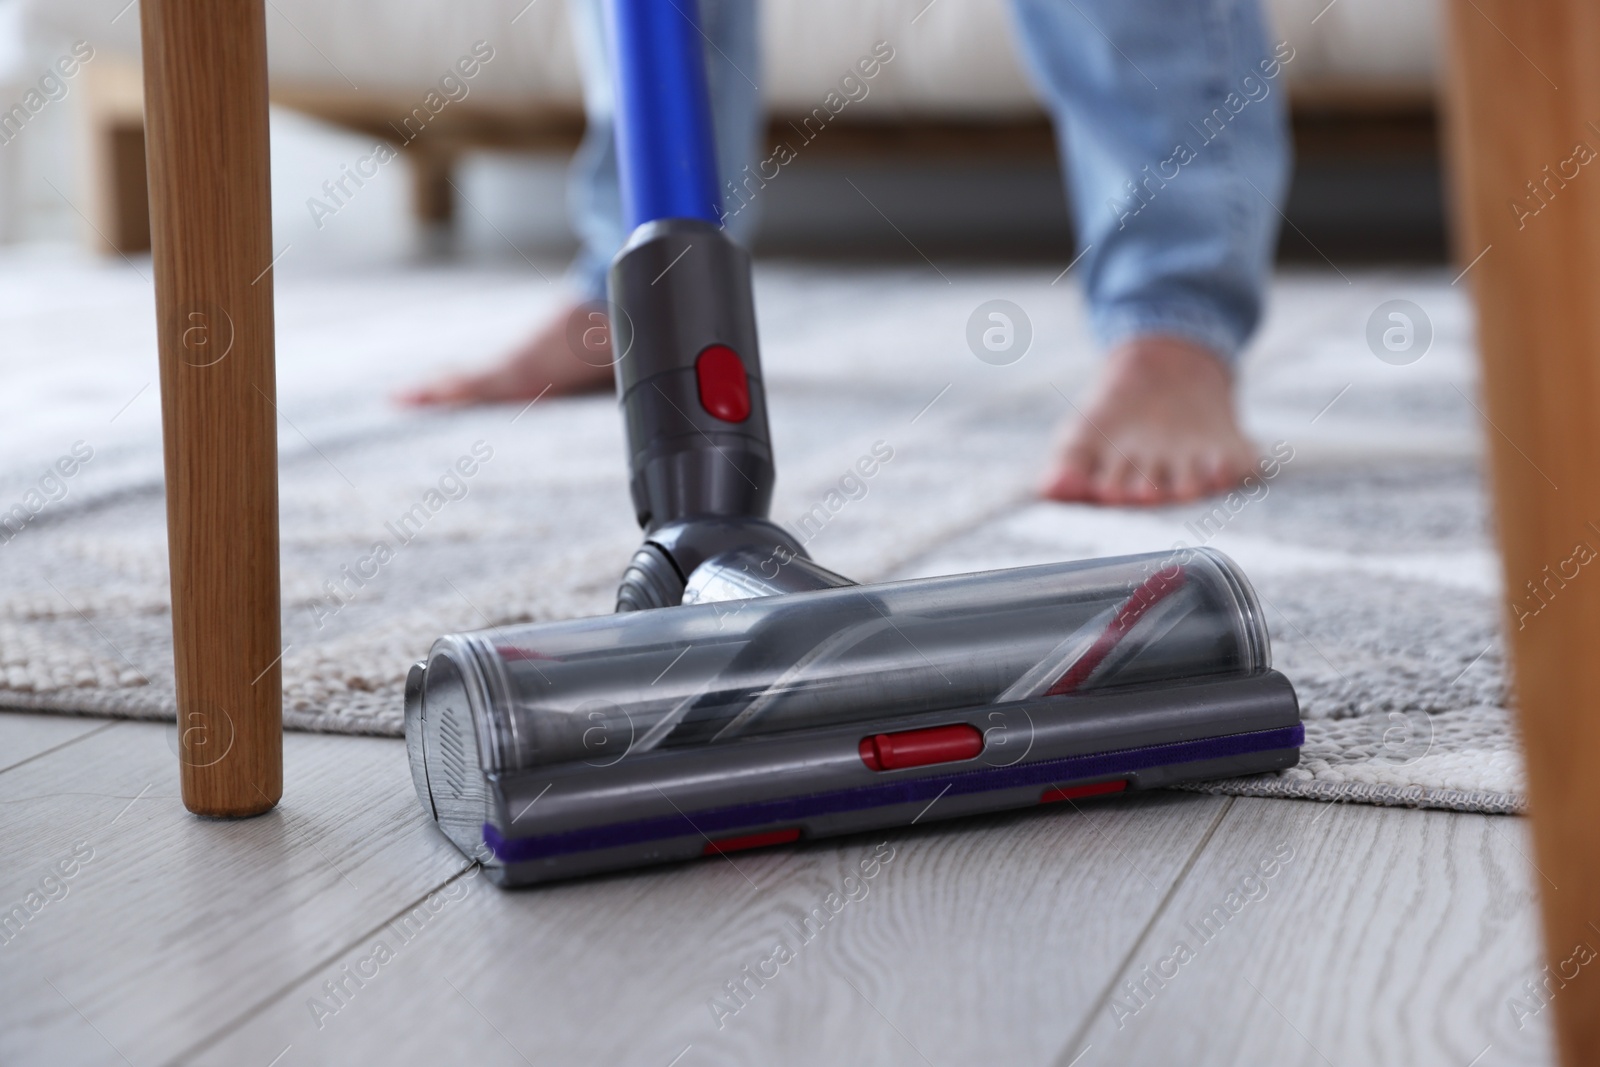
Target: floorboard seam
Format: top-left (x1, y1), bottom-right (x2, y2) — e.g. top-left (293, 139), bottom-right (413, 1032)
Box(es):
top-left (0, 718), bottom-right (119, 777)
top-left (1050, 795), bottom-right (1237, 1067)
top-left (161, 859), bottom-right (479, 1066)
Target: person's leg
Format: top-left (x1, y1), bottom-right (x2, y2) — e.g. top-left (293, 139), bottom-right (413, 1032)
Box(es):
top-left (1008, 0), bottom-right (1291, 503)
top-left (400, 0), bottom-right (763, 406)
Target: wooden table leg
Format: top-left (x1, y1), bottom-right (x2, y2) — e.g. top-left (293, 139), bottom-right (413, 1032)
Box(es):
top-left (141, 0), bottom-right (281, 817)
top-left (1444, 4), bottom-right (1600, 1062)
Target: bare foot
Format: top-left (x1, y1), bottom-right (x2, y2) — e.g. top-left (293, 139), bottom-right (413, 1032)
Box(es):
top-left (1040, 334), bottom-right (1257, 506)
top-left (396, 300), bottom-right (616, 406)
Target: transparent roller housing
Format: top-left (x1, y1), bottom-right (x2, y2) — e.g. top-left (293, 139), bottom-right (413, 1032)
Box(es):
top-left (413, 547), bottom-right (1270, 779)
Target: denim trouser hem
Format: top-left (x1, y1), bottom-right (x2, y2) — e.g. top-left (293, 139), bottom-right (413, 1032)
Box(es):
top-left (1093, 304), bottom-right (1245, 367)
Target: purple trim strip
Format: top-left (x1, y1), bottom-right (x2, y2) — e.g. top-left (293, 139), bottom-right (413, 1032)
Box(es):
top-left (484, 723), bottom-right (1305, 864)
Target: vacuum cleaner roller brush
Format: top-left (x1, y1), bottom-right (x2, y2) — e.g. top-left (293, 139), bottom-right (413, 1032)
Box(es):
top-left (405, 547), bottom-right (1302, 886)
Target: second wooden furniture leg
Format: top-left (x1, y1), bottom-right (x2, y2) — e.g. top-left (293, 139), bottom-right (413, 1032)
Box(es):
top-left (409, 148), bottom-right (457, 230)
top-left (141, 0), bottom-right (282, 816)
top-left (1444, 3), bottom-right (1600, 1063)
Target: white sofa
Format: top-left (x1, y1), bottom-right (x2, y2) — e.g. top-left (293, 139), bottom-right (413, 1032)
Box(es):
top-left (30, 0), bottom-right (1438, 111)
top-left (21, 0), bottom-right (1440, 252)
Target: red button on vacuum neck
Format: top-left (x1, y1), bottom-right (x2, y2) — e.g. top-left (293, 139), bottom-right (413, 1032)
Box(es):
top-left (695, 344), bottom-right (751, 422)
top-left (859, 723), bottom-right (984, 771)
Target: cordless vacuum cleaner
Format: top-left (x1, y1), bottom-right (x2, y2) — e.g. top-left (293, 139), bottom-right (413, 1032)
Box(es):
top-left (403, 0), bottom-right (1303, 887)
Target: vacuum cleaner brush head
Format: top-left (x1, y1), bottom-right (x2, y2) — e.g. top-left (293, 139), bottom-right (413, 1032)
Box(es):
top-left (405, 547), bottom-right (1302, 886)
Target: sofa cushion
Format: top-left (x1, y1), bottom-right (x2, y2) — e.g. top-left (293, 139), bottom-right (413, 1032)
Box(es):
top-left (25, 0), bottom-right (1439, 116)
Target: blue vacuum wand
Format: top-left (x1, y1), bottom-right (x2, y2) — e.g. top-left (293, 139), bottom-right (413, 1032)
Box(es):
top-left (402, 0), bottom-right (1303, 886)
top-left (608, 0), bottom-right (724, 229)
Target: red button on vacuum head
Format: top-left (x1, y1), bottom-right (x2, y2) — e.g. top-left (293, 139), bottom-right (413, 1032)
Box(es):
top-left (859, 723), bottom-right (984, 771)
top-left (1040, 779), bottom-right (1127, 804)
top-left (695, 344), bottom-right (751, 423)
top-left (702, 827), bottom-right (801, 855)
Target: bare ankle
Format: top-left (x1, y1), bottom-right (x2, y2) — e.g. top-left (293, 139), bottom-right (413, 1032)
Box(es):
top-left (1109, 334), bottom-right (1234, 385)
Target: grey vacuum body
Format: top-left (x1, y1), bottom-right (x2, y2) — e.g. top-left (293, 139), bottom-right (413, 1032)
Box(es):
top-left (403, 220), bottom-right (1303, 888)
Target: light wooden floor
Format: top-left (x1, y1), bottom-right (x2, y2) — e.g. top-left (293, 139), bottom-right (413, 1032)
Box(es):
top-left (0, 711), bottom-right (1553, 1067)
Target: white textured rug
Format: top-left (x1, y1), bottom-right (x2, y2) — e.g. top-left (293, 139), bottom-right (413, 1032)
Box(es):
top-left (0, 250), bottom-right (1519, 813)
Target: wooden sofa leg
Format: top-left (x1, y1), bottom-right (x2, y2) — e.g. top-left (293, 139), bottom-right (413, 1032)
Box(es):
top-left (102, 124), bottom-right (151, 254)
top-left (140, 0), bottom-right (282, 817)
top-left (409, 148), bottom-right (457, 255)
top-left (79, 58), bottom-right (152, 255)
top-left (1444, 3), bottom-right (1600, 1063)
top-left (410, 149), bottom-right (456, 225)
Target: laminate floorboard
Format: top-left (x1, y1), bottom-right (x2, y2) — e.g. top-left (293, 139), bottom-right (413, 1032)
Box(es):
top-left (200, 787), bottom-right (1232, 1066)
top-left (1066, 797), bottom-right (1552, 1067)
top-left (0, 712), bottom-right (115, 775)
top-left (0, 715), bottom-right (1231, 1066)
top-left (0, 723), bottom-right (1549, 1066)
top-left (0, 720), bottom-right (470, 1067)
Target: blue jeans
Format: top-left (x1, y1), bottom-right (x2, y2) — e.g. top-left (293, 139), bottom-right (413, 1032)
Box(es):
top-left (566, 0), bottom-right (1290, 364)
